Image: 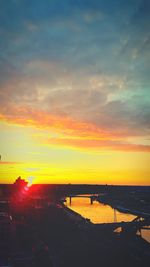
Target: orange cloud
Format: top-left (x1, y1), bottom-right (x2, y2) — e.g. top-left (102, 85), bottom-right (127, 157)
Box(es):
top-left (43, 137), bottom-right (150, 152)
top-left (0, 105), bottom-right (118, 140)
top-left (0, 161), bottom-right (20, 165)
top-left (0, 105), bottom-right (150, 152)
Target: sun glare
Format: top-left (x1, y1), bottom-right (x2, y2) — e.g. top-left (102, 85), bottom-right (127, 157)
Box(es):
top-left (26, 176), bottom-right (35, 186)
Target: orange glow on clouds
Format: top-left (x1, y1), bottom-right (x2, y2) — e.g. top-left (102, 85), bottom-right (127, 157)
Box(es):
top-left (0, 105), bottom-right (150, 185)
top-left (43, 137), bottom-right (150, 152)
top-left (0, 1), bottom-right (150, 187)
top-left (0, 106), bottom-right (114, 140)
top-left (0, 105), bottom-right (150, 153)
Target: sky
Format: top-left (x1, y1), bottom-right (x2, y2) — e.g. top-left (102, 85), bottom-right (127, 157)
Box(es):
top-left (0, 0), bottom-right (150, 185)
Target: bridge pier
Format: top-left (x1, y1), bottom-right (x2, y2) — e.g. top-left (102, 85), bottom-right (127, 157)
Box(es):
top-left (69, 196), bottom-right (72, 205)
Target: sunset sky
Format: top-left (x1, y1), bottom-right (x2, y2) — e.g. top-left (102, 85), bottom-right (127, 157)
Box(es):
top-left (0, 0), bottom-right (150, 185)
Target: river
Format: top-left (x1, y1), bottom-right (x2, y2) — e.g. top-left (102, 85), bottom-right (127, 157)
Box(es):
top-left (65, 196), bottom-right (150, 243)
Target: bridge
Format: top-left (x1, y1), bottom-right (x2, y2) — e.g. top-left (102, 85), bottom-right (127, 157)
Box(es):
top-left (68, 194), bottom-right (99, 205)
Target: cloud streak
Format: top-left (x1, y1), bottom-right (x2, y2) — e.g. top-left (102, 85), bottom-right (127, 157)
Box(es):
top-left (0, 105), bottom-right (117, 140)
top-left (0, 60), bottom-right (149, 139)
top-left (43, 137), bottom-right (150, 152)
top-left (0, 161), bottom-right (20, 165)
top-left (0, 104), bottom-right (150, 152)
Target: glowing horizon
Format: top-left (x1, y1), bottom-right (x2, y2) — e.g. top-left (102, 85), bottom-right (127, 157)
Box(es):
top-left (0, 1), bottom-right (150, 185)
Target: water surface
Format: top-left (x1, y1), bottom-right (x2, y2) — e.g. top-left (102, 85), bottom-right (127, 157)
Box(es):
top-left (65, 196), bottom-right (136, 224)
top-left (137, 226), bottom-right (150, 243)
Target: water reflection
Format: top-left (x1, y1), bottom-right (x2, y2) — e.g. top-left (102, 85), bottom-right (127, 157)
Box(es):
top-left (141, 228), bottom-right (150, 243)
top-left (65, 197), bottom-right (136, 224)
top-left (137, 226), bottom-right (150, 243)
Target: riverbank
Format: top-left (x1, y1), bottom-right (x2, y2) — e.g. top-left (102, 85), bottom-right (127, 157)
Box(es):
top-left (0, 184), bottom-right (150, 266)
top-left (23, 202), bottom-right (150, 267)
top-left (98, 195), bottom-right (150, 219)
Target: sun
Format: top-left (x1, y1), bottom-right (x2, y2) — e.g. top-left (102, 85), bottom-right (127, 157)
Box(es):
top-left (26, 176), bottom-right (35, 186)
